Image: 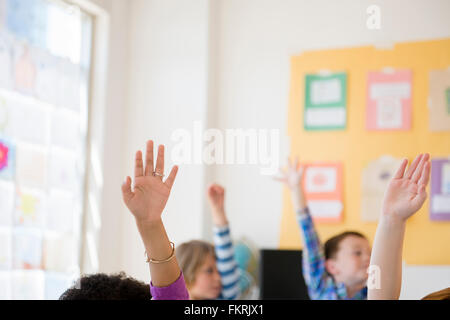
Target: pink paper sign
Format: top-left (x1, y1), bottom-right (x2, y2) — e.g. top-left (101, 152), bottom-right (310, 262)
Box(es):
top-left (366, 70), bottom-right (412, 131)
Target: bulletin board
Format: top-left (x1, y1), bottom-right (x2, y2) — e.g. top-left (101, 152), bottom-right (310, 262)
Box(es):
top-left (279, 38), bottom-right (450, 265)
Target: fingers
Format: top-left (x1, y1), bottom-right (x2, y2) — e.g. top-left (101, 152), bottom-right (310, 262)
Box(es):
top-left (418, 161), bottom-right (431, 188)
top-left (411, 153), bottom-right (429, 183)
top-left (144, 140), bottom-right (154, 176)
top-left (393, 158), bottom-right (408, 179)
top-left (164, 165), bottom-right (178, 190)
top-left (121, 176), bottom-right (134, 203)
top-left (135, 151), bottom-right (144, 178)
top-left (405, 154), bottom-right (423, 179)
top-left (155, 145), bottom-right (165, 179)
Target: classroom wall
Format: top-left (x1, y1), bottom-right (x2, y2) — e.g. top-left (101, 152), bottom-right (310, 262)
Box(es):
top-left (93, 0), bottom-right (450, 293)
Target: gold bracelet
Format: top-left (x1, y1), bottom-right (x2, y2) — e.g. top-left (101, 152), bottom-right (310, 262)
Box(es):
top-left (145, 242), bottom-right (175, 264)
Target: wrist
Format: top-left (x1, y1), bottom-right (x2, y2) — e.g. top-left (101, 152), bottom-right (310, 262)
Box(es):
top-left (135, 217), bottom-right (163, 231)
top-left (379, 213), bottom-right (407, 228)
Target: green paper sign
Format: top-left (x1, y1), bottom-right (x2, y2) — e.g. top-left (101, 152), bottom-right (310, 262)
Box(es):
top-left (304, 72), bottom-right (347, 131)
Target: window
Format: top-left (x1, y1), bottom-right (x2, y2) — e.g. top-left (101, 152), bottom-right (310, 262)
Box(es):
top-left (0, 0), bottom-right (93, 299)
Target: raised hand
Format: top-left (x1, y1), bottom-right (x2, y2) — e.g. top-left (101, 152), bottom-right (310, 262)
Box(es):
top-left (274, 157), bottom-right (307, 211)
top-left (381, 153), bottom-right (431, 223)
top-left (121, 140), bottom-right (179, 224)
top-left (207, 184), bottom-right (228, 226)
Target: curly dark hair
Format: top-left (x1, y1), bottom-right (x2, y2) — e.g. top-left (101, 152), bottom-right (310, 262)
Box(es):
top-left (59, 272), bottom-right (151, 300)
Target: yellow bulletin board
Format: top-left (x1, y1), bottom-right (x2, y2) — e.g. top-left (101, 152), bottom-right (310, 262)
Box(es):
top-left (280, 38), bottom-right (450, 265)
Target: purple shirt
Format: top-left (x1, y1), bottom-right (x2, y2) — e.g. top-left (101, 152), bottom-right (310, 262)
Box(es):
top-left (150, 271), bottom-right (189, 300)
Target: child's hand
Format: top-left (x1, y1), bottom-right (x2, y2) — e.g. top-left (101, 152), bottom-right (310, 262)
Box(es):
top-left (274, 157), bottom-right (307, 211)
top-left (121, 140), bottom-right (178, 225)
top-left (381, 153), bottom-right (431, 223)
top-left (207, 184), bottom-right (228, 226)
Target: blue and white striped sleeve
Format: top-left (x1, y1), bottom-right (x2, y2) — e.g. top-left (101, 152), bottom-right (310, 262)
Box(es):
top-left (213, 224), bottom-right (241, 300)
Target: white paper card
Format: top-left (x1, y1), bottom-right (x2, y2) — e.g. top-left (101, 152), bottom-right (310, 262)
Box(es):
top-left (308, 200), bottom-right (343, 219)
top-left (305, 167), bottom-right (337, 193)
top-left (431, 195), bottom-right (450, 213)
top-left (305, 107), bottom-right (346, 127)
top-left (376, 97), bottom-right (403, 129)
top-left (311, 79), bottom-right (341, 104)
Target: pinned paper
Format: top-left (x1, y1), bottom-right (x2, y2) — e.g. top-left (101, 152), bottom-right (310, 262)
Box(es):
top-left (0, 227), bottom-right (12, 269)
top-left (361, 156), bottom-right (403, 221)
top-left (367, 70), bottom-right (412, 131)
top-left (46, 190), bottom-right (76, 233)
top-left (0, 180), bottom-right (15, 226)
top-left (302, 163), bottom-right (343, 222)
top-left (0, 138), bottom-right (15, 181)
top-left (430, 158), bottom-right (450, 221)
top-left (14, 188), bottom-right (46, 227)
top-left (49, 149), bottom-right (79, 191)
top-left (12, 227), bottom-right (43, 270)
top-left (51, 109), bottom-right (80, 150)
top-left (304, 72), bottom-right (347, 130)
top-left (16, 144), bottom-right (47, 188)
top-left (43, 233), bottom-right (77, 272)
top-left (428, 69), bottom-right (450, 131)
top-left (0, 32), bottom-right (13, 90)
top-left (13, 43), bottom-right (37, 95)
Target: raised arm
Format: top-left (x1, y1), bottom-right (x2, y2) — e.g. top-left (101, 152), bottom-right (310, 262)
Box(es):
top-left (207, 184), bottom-right (241, 300)
top-left (121, 140), bottom-right (181, 289)
top-left (275, 158), bottom-right (327, 295)
top-left (368, 153), bottom-right (431, 300)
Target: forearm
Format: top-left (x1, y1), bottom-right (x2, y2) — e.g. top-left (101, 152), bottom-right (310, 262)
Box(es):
top-left (290, 186), bottom-right (307, 212)
top-left (211, 208), bottom-right (228, 227)
top-left (368, 216), bottom-right (406, 300)
top-left (136, 218), bottom-right (181, 287)
top-left (296, 209), bottom-right (326, 287)
top-left (213, 224), bottom-right (240, 299)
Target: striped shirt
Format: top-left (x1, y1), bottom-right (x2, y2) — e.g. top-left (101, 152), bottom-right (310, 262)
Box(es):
top-left (297, 208), bottom-right (367, 300)
top-left (213, 224), bottom-right (241, 300)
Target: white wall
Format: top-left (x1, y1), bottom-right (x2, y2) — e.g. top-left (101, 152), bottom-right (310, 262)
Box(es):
top-left (94, 0), bottom-right (450, 295)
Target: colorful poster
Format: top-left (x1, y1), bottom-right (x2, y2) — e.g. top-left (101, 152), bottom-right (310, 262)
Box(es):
top-left (304, 72), bottom-right (347, 130)
top-left (302, 163), bottom-right (343, 222)
top-left (12, 227), bottom-right (43, 270)
top-left (428, 69), bottom-right (450, 131)
top-left (361, 156), bottom-right (403, 221)
top-left (430, 158), bottom-right (450, 221)
top-left (16, 144), bottom-right (47, 188)
top-left (14, 188), bottom-right (46, 227)
top-left (0, 180), bottom-right (14, 226)
top-left (367, 70), bottom-right (412, 131)
top-left (0, 137), bottom-right (15, 180)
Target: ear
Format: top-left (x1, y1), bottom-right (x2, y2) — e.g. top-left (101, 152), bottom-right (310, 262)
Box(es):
top-left (325, 258), bottom-right (339, 276)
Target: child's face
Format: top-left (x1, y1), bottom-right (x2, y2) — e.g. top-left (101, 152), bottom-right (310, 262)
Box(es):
top-left (327, 236), bottom-right (371, 287)
top-left (188, 254), bottom-right (222, 300)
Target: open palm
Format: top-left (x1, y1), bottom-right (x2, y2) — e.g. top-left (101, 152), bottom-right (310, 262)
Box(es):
top-left (122, 141), bottom-right (178, 224)
top-left (382, 154), bottom-right (430, 222)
